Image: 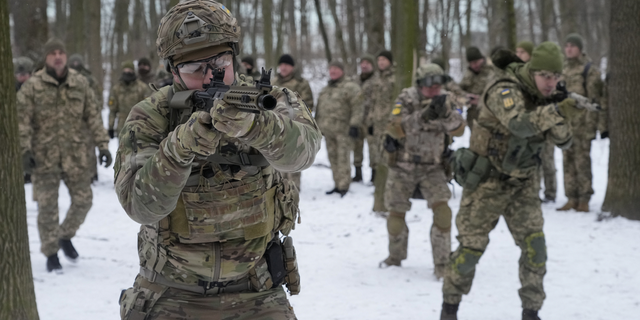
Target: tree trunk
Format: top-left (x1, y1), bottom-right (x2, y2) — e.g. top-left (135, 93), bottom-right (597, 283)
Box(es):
top-left (149, 0), bottom-right (160, 62)
top-left (346, 0), bottom-right (358, 72)
top-left (0, 2), bottom-right (40, 319)
top-left (287, 0), bottom-right (298, 57)
top-left (366, 0), bottom-right (384, 53)
top-left (419, 0), bottom-right (429, 59)
top-left (275, 0), bottom-right (287, 61)
top-left (505, 0), bottom-right (516, 50)
top-left (262, 0), bottom-right (274, 68)
top-left (86, 0), bottom-right (102, 87)
top-left (439, 0), bottom-right (453, 71)
top-left (67, 0), bottom-right (85, 56)
top-left (314, 0), bottom-right (332, 63)
top-left (113, 0), bottom-right (130, 77)
top-left (54, 0), bottom-right (67, 40)
top-left (526, 0), bottom-right (536, 43)
top-left (558, 0), bottom-right (578, 39)
top-left (131, 0), bottom-right (149, 61)
top-left (464, 0), bottom-right (472, 48)
top-left (328, 0), bottom-right (349, 66)
top-left (9, 0), bottom-right (48, 62)
top-left (394, 0), bottom-right (418, 98)
top-left (300, 0), bottom-right (310, 60)
top-left (250, 0), bottom-right (259, 57)
top-left (602, 0), bottom-right (640, 220)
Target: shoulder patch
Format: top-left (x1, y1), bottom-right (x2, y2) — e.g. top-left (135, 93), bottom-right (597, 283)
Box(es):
top-left (392, 102), bottom-right (402, 115)
top-left (500, 88), bottom-right (515, 109)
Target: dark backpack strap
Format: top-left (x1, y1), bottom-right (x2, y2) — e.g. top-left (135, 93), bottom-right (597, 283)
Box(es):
top-left (582, 62), bottom-right (592, 95)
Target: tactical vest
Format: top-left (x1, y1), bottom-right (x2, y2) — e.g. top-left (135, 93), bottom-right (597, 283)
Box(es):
top-left (469, 77), bottom-right (545, 179)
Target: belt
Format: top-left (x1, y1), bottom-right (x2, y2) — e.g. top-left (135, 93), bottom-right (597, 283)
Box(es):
top-left (398, 152), bottom-right (435, 165)
top-left (207, 153), bottom-right (269, 167)
top-left (140, 267), bottom-right (252, 295)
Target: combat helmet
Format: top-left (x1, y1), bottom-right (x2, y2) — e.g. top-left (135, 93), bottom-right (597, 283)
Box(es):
top-left (14, 56), bottom-right (34, 75)
top-left (156, 0), bottom-right (241, 66)
top-left (415, 63), bottom-right (450, 88)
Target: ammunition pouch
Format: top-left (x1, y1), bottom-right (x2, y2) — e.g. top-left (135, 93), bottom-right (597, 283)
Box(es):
top-left (452, 148), bottom-right (492, 190)
top-left (274, 178), bottom-right (300, 236)
top-left (119, 276), bottom-right (168, 320)
top-left (282, 236), bottom-right (301, 295)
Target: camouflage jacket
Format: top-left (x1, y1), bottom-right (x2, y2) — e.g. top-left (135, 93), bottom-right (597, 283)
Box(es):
top-left (138, 71), bottom-right (158, 85)
top-left (562, 54), bottom-right (605, 139)
top-left (471, 66), bottom-right (573, 178)
top-left (358, 71), bottom-right (378, 128)
top-left (459, 63), bottom-right (495, 105)
top-left (108, 79), bottom-right (151, 132)
top-left (388, 87), bottom-right (465, 165)
top-left (77, 67), bottom-right (103, 109)
top-left (18, 68), bottom-right (109, 175)
top-left (315, 76), bottom-right (363, 136)
top-left (274, 72), bottom-right (314, 111)
top-left (368, 67), bottom-right (396, 134)
top-left (114, 75), bottom-right (321, 285)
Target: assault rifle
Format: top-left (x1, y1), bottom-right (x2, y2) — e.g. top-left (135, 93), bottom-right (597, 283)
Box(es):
top-left (556, 80), bottom-right (601, 112)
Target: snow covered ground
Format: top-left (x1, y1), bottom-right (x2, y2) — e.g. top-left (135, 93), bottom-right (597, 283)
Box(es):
top-left (24, 119), bottom-right (640, 319)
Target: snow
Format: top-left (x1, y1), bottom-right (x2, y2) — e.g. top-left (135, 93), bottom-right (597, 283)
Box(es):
top-left (24, 114), bottom-right (640, 320)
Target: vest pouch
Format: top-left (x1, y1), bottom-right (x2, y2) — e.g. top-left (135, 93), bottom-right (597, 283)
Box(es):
top-left (502, 135), bottom-right (528, 173)
top-left (248, 257), bottom-right (274, 292)
top-left (274, 179), bottom-right (300, 236)
top-left (282, 236), bottom-right (301, 295)
top-left (452, 148), bottom-right (477, 186)
top-left (464, 156), bottom-right (491, 190)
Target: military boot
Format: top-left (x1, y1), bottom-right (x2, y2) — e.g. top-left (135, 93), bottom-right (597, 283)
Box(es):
top-left (352, 166), bottom-right (363, 182)
top-left (556, 198), bottom-right (577, 211)
top-left (325, 187), bottom-right (338, 195)
top-left (440, 302), bottom-right (459, 320)
top-left (522, 309), bottom-right (541, 320)
top-left (59, 239), bottom-right (79, 261)
top-left (576, 199), bottom-right (590, 212)
top-left (380, 212), bottom-right (408, 268)
top-left (46, 254), bottom-right (62, 273)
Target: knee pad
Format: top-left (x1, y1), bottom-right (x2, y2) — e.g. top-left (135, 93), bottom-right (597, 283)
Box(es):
top-left (387, 212), bottom-right (407, 236)
top-left (524, 232), bottom-right (547, 268)
top-left (432, 202), bottom-right (452, 231)
top-left (451, 247), bottom-right (483, 275)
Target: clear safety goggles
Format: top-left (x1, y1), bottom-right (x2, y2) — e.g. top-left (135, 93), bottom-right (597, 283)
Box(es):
top-left (416, 75), bottom-right (448, 88)
top-left (533, 70), bottom-right (562, 81)
top-left (176, 51), bottom-right (233, 75)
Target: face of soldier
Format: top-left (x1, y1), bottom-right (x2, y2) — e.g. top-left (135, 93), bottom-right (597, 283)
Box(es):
top-left (174, 55), bottom-right (235, 89)
top-left (329, 66), bottom-right (344, 80)
top-left (419, 84), bottom-right (442, 99)
top-left (533, 72), bottom-right (560, 97)
top-left (45, 50), bottom-right (67, 75)
top-left (15, 73), bottom-right (30, 84)
top-left (360, 60), bottom-right (373, 74)
top-left (241, 62), bottom-right (253, 71)
top-left (138, 64), bottom-right (150, 74)
top-left (564, 43), bottom-right (581, 59)
top-left (278, 63), bottom-right (294, 78)
top-left (377, 56), bottom-right (390, 71)
top-left (468, 58), bottom-right (485, 72)
top-left (515, 48), bottom-right (531, 62)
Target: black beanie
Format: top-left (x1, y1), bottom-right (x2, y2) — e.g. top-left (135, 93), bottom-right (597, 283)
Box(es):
top-left (278, 54), bottom-right (295, 66)
top-left (377, 50), bottom-right (393, 64)
top-left (138, 57), bottom-right (151, 67)
top-left (241, 56), bottom-right (255, 67)
top-left (466, 46), bottom-right (484, 62)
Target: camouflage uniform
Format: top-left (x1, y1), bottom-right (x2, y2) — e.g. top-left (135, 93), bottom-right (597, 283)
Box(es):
top-left (138, 71), bottom-right (158, 85)
top-left (273, 70), bottom-right (315, 190)
top-left (315, 76), bottom-right (363, 191)
top-left (116, 2), bottom-right (321, 318)
top-left (459, 63), bottom-right (495, 131)
top-left (370, 66), bottom-right (396, 212)
top-left (108, 78), bottom-right (151, 135)
top-left (560, 53), bottom-right (603, 206)
top-left (18, 68), bottom-right (109, 257)
top-left (539, 140), bottom-right (556, 200)
top-left (382, 80), bottom-right (465, 270)
top-left (442, 62), bottom-right (573, 311)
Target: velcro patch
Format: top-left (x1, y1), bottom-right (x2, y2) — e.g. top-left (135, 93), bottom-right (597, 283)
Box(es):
top-left (108, 99), bottom-right (114, 106)
top-left (503, 97), bottom-right (515, 109)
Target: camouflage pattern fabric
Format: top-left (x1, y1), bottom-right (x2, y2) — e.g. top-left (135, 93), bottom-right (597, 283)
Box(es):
top-left (561, 53), bottom-right (603, 202)
top-left (370, 67), bottom-right (395, 212)
top-left (108, 78), bottom-right (152, 134)
top-left (114, 74), bottom-right (320, 295)
top-left (18, 68), bottom-right (108, 256)
top-left (442, 66), bottom-right (574, 311)
top-left (355, 71), bottom-right (378, 169)
top-left (139, 71), bottom-right (158, 85)
top-left (459, 63), bottom-right (495, 131)
top-left (76, 67), bottom-right (103, 180)
top-left (540, 141), bottom-right (556, 200)
top-left (315, 76), bottom-right (363, 191)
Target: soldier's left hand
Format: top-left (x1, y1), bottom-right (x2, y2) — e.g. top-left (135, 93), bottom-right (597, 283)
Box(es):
top-left (211, 99), bottom-right (257, 138)
top-left (431, 94), bottom-right (449, 118)
top-left (99, 149), bottom-right (112, 167)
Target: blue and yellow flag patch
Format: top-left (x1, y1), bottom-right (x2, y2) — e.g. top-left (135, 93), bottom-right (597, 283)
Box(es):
top-left (392, 103), bottom-right (402, 115)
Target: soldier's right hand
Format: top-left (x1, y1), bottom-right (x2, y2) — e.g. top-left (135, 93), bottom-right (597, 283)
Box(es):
top-left (556, 98), bottom-right (582, 120)
top-left (175, 111), bottom-right (221, 156)
top-left (22, 151), bottom-right (36, 174)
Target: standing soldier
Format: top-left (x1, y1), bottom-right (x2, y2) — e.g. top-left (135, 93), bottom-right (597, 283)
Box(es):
top-left (14, 56), bottom-right (34, 91)
top-left (380, 64), bottom-right (465, 277)
top-left (459, 46), bottom-right (495, 131)
top-left (107, 61), bottom-right (151, 139)
top-left (354, 54), bottom-right (378, 183)
top-left (557, 33), bottom-right (604, 212)
top-left (274, 54), bottom-right (315, 190)
top-left (114, 1), bottom-right (321, 318)
top-left (440, 43), bottom-right (582, 320)
top-left (241, 56), bottom-right (261, 79)
top-left (136, 57), bottom-right (157, 85)
top-left (18, 38), bottom-right (112, 273)
top-left (370, 50), bottom-right (396, 215)
top-left (316, 61), bottom-right (363, 197)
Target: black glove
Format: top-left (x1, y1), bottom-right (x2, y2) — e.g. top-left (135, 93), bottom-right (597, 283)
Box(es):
top-left (431, 94), bottom-right (449, 118)
top-left (550, 80), bottom-right (569, 103)
top-left (99, 149), bottom-right (112, 167)
top-left (22, 151), bottom-right (36, 174)
top-left (383, 135), bottom-right (399, 152)
top-left (348, 126), bottom-right (359, 138)
top-left (368, 126), bottom-right (374, 135)
top-left (600, 131), bottom-right (609, 139)
top-left (108, 129), bottom-right (115, 139)
top-left (422, 105), bottom-right (439, 121)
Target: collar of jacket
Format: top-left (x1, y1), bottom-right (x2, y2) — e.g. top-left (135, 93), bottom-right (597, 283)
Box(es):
top-left (328, 75), bottom-right (344, 86)
top-left (360, 71), bottom-right (374, 82)
top-left (379, 66), bottom-right (395, 78)
top-left (40, 67), bottom-right (78, 87)
top-left (278, 72), bottom-right (295, 83)
top-left (468, 61), bottom-right (489, 75)
top-left (565, 53), bottom-right (590, 68)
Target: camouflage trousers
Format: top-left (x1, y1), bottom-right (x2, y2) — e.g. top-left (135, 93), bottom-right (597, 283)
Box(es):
top-left (352, 127), bottom-right (380, 169)
top-left (85, 128), bottom-right (98, 180)
top-left (562, 135), bottom-right (594, 202)
top-left (325, 133), bottom-right (353, 190)
top-left (540, 141), bottom-right (556, 200)
top-left (466, 105), bottom-right (479, 131)
top-left (442, 176), bottom-right (547, 311)
top-left (34, 171), bottom-right (93, 257)
top-left (281, 172), bottom-right (301, 191)
top-left (120, 276), bottom-right (297, 320)
top-left (372, 163), bottom-right (388, 212)
top-left (384, 163), bottom-right (452, 265)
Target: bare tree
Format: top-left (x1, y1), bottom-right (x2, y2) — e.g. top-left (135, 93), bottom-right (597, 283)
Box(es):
top-left (113, 0), bottom-right (130, 76)
top-left (602, 0), bottom-right (640, 220)
top-left (394, 0), bottom-right (419, 97)
top-left (0, 1), bottom-right (40, 319)
top-left (130, 0), bottom-right (150, 61)
top-left (287, 0), bottom-right (298, 58)
top-left (526, 0), bottom-right (536, 43)
top-left (314, 0), bottom-right (332, 63)
top-left (275, 0), bottom-right (287, 60)
top-left (67, 0), bottom-right (85, 56)
top-left (346, 0), bottom-right (358, 72)
top-left (300, 0), bottom-right (310, 59)
top-left (54, 0), bottom-right (68, 41)
top-left (86, 0), bottom-right (102, 86)
top-left (366, 0), bottom-right (384, 54)
top-left (262, 0), bottom-right (274, 68)
top-left (9, 0), bottom-right (48, 62)
top-left (558, 0), bottom-right (579, 39)
top-left (328, 0), bottom-right (349, 67)
top-left (505, 0), bottom-right (516, 50)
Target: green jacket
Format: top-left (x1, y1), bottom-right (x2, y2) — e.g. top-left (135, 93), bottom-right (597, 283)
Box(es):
top-left (315, 76), bottom-right (363, 136)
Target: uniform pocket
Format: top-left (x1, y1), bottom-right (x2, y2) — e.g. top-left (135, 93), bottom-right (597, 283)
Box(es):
top-left (274, 179), bottom-right (300, 236)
